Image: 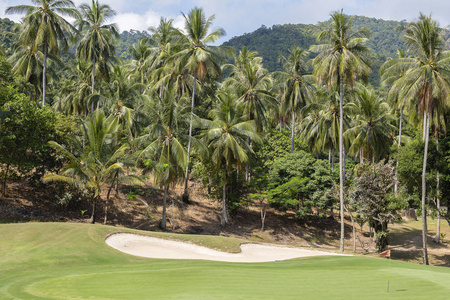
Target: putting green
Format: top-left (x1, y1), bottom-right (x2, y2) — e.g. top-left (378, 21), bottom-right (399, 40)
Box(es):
top-left (1, 223), bottom-right (450, 299)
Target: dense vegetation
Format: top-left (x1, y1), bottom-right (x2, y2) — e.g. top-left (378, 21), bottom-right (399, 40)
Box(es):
top-left (223, 16), bottom-right (409, 87)
top-left (3, 1), bottom-right (450, 267)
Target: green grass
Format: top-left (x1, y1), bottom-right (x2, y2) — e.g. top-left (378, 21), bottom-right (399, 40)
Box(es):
top-left (2, 222), bottom-right (450, 299)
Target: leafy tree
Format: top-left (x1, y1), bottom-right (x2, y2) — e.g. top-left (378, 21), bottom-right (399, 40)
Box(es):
top-left (0, 87), bottom-right (58, 194)
top-left (6, 0), bottom-right (78, 106)
top-left (265, 151), bottom-right (333, 220)
top-left (350, 162), bottom-right (405, 251)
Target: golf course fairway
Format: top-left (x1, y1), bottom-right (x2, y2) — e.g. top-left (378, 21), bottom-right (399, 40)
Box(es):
top-left (1, 222), bottom-right (450, 299)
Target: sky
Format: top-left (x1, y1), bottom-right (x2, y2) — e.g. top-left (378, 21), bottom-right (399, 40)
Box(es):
top-left (2, 0), bottom-right (450, 44)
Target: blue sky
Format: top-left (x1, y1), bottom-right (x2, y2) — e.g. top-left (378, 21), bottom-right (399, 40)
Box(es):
top-left (2, 0), bottom-right (450, 44)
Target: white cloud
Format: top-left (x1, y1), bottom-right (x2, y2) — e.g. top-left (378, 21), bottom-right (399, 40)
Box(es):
top-left (113, 10), bottom-right (185, 33)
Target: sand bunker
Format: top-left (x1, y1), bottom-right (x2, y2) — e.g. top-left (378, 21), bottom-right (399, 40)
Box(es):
top-left (105, 233), bottom-right (344, 263)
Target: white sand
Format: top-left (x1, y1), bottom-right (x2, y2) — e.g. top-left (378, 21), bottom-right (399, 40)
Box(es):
top-left (105, 233), bottom-right (345, 263)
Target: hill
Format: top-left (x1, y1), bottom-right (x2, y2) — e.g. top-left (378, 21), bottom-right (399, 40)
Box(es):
top-left (222, 16), bottom-right (407, 87)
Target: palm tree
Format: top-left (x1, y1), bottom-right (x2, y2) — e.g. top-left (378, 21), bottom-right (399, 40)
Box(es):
top-left (8, 44), bottom-right (43, 101)
top-left (385, 14), bottom-right (450, 264)
top-left (145, 18), bottom-right (180, 99)
top-left (311, 10), bottom-right (371, 252)
top-left (345, 85), bottom-right (396, 163)
top-left (278, 45), bottom-right (315, 153)
top-left (75, 0), bottom-right (118, 97)
top-left (6, 0), bottom-right (78, 106)
top-left (226, 47), bottom-right (276, 132)
top-left (225, 48), bottom-right (276, 181)
top-left (139, 91), bottom-right (188, 230)
top-left (300, 86), bottom-right (352, 171)
top-left (56, 59), bottom-right (93, 116)
top-left (43, 110), bottom-right (140, 223)
top-left (380, 49), bottom-right (409, 195)
top-left (176, 7), bottom-right (233, 198)
top-left (203, 90), bottom-right (261, 225)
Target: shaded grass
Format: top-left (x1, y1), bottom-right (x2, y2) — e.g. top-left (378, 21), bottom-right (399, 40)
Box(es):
top-left (2, 222), bottom-right (450, 299)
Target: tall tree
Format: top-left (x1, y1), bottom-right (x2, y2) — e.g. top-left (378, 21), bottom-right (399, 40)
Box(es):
top-left (176, 7), bottom-right (233, 199)
top-left (385, 14), bottom-right (450, 264)
top-left (203, 90), bottom-right (261, 225)
top-left (311, 10), bottom-right (371, 252)
top-left (75, 0), bottom-right (118, 97)
top-left (278, 46), bottom-right (315, 153)
top-left (6, 0), bottom-right (78, 106)
top-left (380, 49), bottom-right (409, 196)
top-left (139, 91), bottom-right (188, 230)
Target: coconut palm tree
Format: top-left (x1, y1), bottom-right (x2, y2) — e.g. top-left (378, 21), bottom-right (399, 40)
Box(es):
top-left (56, 59), bottom-right (93, 116)
top-left (385, 14), bottom-right (450, 264)
top-left (311, 9), bottom-right (371, 252)
top-left (8, 44), bottom-right (43, 101)
top-left (203, 90), bottom-right (261, 225)
top-left (176, 7), bottom-right (233, 198)
top-left (278, 45), bottom-right (315, 153)
top-left (225, 47), bottom-right (276, 132)
top-left (300, 86), bottom-right (353, 171)
top-left (345, 85), bottom-right (396, 163)
top-left (43, 110), bottom-right (141, 223)
top-left (139, 91), bottom-right (188, 230)
top-left (6, 0), bottom-right (78, 106)
top-left (225, 48), bottom-right (277, 181)
top-left (75, 0), bottom-right (118, 97)
top-left (380, 49), bottom-right (410, 196)
top-left (146, 18), bottom-right (181, 99)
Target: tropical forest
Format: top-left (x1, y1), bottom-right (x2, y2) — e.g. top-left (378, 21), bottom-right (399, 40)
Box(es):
top-left (3, 1), bottom-right (450, 297)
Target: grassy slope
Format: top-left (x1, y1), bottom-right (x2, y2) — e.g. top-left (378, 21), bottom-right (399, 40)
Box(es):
top-left (1, 222), bottom-right (450, 299)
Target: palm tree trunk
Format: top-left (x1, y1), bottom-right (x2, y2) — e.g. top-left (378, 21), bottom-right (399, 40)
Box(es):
top-left (104, 172), bottom-right (118, 225)
top-left (89, 197), bottom-right (96, 224)
top-left (332, 148), bottom-right (335, 172)
top-left (92, 56), bottom-right (96, 95)
top-left (394, 107), bottom-right (403, 196)
top-left (2, 163), bottom-right (9, 195)
top-left (422, 112), bottom-right (430, 265)
top-left (161, 183), bottom-right (168, 230)
top-left (91, 57), bottom-right (96, 113)
top-left (434, 171), bottom-right (441, 243)
top-left (42, 42), bottom-right (48, 106)
top-left (339, 74), bottom-right (345, 252)
top-left (345, 205), bottom-right (357, 253)
top-left (422, 111), bottom-right (427, 142)
top-left (221, 183), bottom-right (229, 226)
top-left (434, 137), bottom-right (440, 243)
top-left (183, 74), bottom-right (197, 198)
top-left (245, 137), bottom-right (251, 182)
top-left (291, 112), bottom-right (295, 153)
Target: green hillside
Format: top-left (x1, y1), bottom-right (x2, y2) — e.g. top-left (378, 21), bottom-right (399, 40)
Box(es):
top-left (223, 16), bottom-right (407, 86)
